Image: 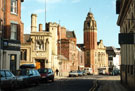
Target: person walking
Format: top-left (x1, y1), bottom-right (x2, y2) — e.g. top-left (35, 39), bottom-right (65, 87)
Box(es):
top-left (56, 69), bottom-right (59, 76)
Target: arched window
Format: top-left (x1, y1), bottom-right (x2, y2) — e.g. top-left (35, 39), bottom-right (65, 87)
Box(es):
top-left (36, 40), bottom-right (44, 50)
top-left (21, 49), bottom-right (27, 61)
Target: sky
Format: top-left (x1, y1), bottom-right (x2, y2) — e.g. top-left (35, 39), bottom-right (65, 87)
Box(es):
top-left (21, 0), bottom-right (120, 48)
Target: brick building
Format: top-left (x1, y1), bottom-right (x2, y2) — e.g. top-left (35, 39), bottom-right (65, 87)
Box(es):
top-left (57, 25), bottom-right (78, 72)
top-left (78, 12), bottom-right (108, 75)
top-left (116, 0), bottom-right (135, 89)
top-left (0, 0), bottom-right (24, 74)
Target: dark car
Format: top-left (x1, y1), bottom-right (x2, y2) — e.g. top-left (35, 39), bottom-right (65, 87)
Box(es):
top-left (0, 70), bottom-right (16, 90)
top-left (38, 68), bottom-right (54, 82)
top-left (16, 64), bottom-right (41, 87)
top-left (111, 70), bottom-right (120, 76)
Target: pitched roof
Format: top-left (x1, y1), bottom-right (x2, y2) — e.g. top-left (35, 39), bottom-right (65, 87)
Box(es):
top-left (106, 46), bottom-right (120, 56)
top-left (57, 55), bottom-right (68, 61)
top-left (66, 31), bottom-right (76, 38)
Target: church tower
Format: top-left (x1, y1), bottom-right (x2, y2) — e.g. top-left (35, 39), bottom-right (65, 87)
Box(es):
top-left (84, 12), bottom-right (97, 73)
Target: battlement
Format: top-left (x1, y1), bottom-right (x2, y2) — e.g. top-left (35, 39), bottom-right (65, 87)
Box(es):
top-left (46, 22), bottom-right (58, 27)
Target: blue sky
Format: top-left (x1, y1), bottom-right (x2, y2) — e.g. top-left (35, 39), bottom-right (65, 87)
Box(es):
top-left (21, 0), bottom-right (120, 48)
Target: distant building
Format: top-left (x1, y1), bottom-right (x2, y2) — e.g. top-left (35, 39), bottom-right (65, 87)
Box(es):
top-left (106, 46), bottom-right (121, 73)
top-left (78, 12), bottom-right (108, 75)
top-left (57, 25), bottom-right (78, 72)
top-left (20, 14), bottom-right (58, 71)
top-left (0, 0), bottom-right (24, 74)
top-left (116, 0), bottom-right (135, 89)
top-left (76, 46), bottom-right (84, 70)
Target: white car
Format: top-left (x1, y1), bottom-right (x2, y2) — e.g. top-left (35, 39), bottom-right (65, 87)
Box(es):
top-left (69, 71), bottom-right (78, 77)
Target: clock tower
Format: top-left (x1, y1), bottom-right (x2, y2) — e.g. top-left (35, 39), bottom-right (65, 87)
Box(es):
top-left (84, 12), bottom-right (97, 72)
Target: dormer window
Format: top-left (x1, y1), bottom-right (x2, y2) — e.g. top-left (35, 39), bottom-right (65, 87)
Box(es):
top-left (11, 0), bottom-right (18, 14)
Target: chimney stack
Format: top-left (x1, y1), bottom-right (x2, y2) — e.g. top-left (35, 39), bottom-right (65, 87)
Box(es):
top-left (39, 24), bottom-right (43, 32)
top-left (31, 14), bottom-right (37, 32)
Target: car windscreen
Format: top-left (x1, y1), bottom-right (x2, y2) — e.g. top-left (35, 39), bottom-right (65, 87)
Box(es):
top-left (38, 69), bottom-right (47, 73)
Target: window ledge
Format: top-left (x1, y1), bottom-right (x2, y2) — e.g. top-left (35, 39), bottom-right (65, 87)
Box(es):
top-left (11, 12), bottom-right (18, 16)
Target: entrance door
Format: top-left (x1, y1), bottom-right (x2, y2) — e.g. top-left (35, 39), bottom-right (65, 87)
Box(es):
top-left (10, 55), bottom-right (16, 74)
top-left (35, 59), bottom-right (45, 69)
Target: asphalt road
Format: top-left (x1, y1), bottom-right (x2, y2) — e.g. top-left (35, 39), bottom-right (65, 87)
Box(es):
top-left (16, 76), bottom-right (94, 91)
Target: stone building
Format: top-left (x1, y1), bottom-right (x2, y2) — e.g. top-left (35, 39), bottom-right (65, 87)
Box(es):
top-left (0, 0), bottom-right (24, 74)
top-left (116, 0), bottom-right (135, 89)
top-left (21, 14), bottom-right (58, 71)
top-left (78, 12), bottom-right (108, 75)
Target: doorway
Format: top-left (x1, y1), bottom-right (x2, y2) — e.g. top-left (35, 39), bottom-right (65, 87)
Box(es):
top-left (10, 54), bottom-right (16, 74)
top-left (35, 59), bottom-right (45, 69)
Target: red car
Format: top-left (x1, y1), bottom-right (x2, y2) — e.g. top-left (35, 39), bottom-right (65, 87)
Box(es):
top-left (38, 68), bottom-right (54, 82)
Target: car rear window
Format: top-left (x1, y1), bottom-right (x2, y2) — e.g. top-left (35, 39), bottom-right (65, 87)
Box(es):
top-left (38, 69), bottom-right (47, 73)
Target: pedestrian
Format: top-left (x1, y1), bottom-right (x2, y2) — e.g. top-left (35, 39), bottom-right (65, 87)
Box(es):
top-left (56, 69), bottom-right (59, 76)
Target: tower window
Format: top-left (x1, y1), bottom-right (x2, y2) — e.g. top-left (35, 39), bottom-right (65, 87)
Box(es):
top-left (87, 22), bottom-right (90, 28)
top-left (11, 0), bottom-right (18, 14)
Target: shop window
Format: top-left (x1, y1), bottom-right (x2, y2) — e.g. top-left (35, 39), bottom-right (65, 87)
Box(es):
top-left (11, 0), bottom-right (18, 14)
top-left (10, 23), bottom-right (17, 40)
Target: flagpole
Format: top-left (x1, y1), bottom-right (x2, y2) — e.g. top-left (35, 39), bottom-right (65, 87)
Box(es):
top-left (45, 0), bottom-right (46, 30)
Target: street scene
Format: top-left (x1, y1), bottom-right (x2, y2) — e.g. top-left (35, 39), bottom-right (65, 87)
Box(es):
top-left (0, 0), bottom-right (135, 91)
top-left (14, 75), bottom-right (128, 91)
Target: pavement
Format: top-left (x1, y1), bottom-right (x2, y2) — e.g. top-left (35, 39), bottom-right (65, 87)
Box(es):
top-left (54, 76), bottom-right (67, 80)
top-left (97, 76), bottom-right (129, 91)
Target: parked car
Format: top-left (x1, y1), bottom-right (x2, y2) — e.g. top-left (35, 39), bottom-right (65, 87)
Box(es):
top-left (0, 70), bottom-right (16, 90)
top-left (84, 67), bottom-right (93, 75)
top-left (82, 70), bottom-right (87, 76)
top-left (111, 70), bottom-right (120, 76)
top-left (69, 71), bottom-right (78, 77)
top-left (16, 64), bottom-right (41, 87)
top-left (38, 68), bottom-right (54, 82)
top-left (77, 70), bottom-right (83, 76)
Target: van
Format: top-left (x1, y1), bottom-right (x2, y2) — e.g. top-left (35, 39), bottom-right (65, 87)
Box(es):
top-left (84, 67), bottom-right (93, 75)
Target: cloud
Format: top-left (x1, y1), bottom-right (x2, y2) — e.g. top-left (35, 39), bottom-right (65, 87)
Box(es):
top-left (34, 9), bottom-right (45, 14)
top-left (36, 0), bottom-right (62, 3)
top-left (71, 0), bottom-right (80, 3)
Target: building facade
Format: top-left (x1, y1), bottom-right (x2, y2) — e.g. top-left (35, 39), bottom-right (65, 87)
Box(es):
top-left (0, 0), bottom-right (24, 74)
top-left (77, 46), bottom-right (85, 70)
top-left (78, 12), bottom-right (108, 75)
top-left (116, 0), bottom-right (135, 89)
top-left (57, 25), bottom-right (78, 72)
top-left (106, 46), bottom-right (121, 73)
top-left (21, 14), bottom-right (58, 71)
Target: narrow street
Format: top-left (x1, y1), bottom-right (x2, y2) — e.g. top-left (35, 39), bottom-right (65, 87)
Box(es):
top-left (14, 75), bottom-right (130, 91)
top-left (16, 76), bottom-right (94, 91)
top-left (96, 76), bottom-right (129, 91)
